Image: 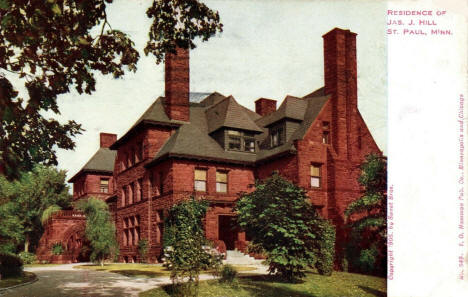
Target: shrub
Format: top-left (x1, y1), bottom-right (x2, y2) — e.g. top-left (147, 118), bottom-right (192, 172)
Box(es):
top-left (219, 264), bottom-right (237, 283)
top-left (313, 220), bottom-right (335, 276)
top-left (18, 252), bottom-right (37, 265)
top-left (138, 239), bottom-right (149, 263)
top-left (358, 246), bottom-right (379, 274)
top-left (236, 173), bottom-right (334, 282)
top-left (52, 242), bottom-right (64, 255)
top-left (0, 253), bottom-right (23, 278)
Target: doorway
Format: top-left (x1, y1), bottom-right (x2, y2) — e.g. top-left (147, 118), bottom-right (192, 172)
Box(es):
top-left (218, 215), bottom-right (238, 250)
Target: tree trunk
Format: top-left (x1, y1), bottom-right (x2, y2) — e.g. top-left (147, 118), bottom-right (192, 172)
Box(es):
top-left (24, 236), bottom-right (29, 253)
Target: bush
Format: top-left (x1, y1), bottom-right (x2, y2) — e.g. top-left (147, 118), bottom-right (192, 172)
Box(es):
top-left (313, 220), bottom-right (335, 276)
top-left (18, 252), bottom-right (37, 265)
top-left (219, 264), bottom-right (237, 283)
top-left (52, 242), bottom-right (64, 255)
top-left (138, 239), bottom-right (148, 263)
top-left (0, 253), bottom-right (23, 278)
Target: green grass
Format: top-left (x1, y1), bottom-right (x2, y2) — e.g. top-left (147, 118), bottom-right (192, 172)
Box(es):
top-left (139, 271), bottom-right (386, 297)
top-left (0, 272), bottom-right (36, 289)
top-left (74, 263), bottom-right (257, 278)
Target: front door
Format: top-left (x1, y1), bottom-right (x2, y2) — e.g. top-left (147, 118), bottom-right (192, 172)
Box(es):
top-left (218, 215), bottom-right (238, 250)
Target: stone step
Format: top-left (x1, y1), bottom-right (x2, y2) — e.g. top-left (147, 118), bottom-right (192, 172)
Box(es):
top-left (223, 250), bottom-right (264, 265)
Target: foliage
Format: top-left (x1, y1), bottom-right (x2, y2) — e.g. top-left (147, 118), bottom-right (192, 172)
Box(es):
top-left (0, 0), bottom-right (141, 179)
top-left (0, 165), bottom-right (71, 253)
top-left (17, 251), bottom-right (36, 265)
top-left (41, 204), bottom-right (62, 225)
top-left (235, 173), bottom-right (335, 282)
top-left (219, 264), bottom-right (237, 284)
top-left (163, 197), bottom-right (221, 296)
top-left (0, 253), bottom-right (23, 278)
top-left (138, 239), bottom-right (149, 263)
top-left (345, 154), bottom-right (387, 276)
top-left (313, 219), bottom-right (335, 276)
top-left (246, 242), bottom-right (265, 256)
top-left (145, 0), bottom-right (223, 64)
top-left (0, 0), bottom-right (222, 180)
top-left (140, 270), bottom-right (387, 297)
top-left (51, 242), bottom-right (64, 255)
top-left (77, 197), bottom-right (118, 266)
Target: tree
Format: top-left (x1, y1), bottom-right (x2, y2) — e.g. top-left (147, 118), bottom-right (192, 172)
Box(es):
top-left (77, 197), bottom-right (118, 266)
top-left (344, 153), bottom-right (387, 275)
top-left (163, 197), bottom-right (221, 297)
top-left (0, 165), bottom-right (71, 253)
top-left (235, 173), bottom-right (335, 282)
top-left (0, 0), bottom-right (222, 180)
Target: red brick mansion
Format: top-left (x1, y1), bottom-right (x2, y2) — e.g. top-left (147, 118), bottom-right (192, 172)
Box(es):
top-left (37, 28), bottom-right (382, 264)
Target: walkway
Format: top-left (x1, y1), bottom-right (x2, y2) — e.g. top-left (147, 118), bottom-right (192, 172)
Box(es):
top-left (0, 263), bottom-right (268, 297)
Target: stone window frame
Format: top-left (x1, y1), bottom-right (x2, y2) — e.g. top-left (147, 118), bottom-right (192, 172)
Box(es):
top-left (194, 168), bottom-right (207, 192)
top-left (310, 163), bottom-right (322, 188)
top-left (322, 121), bottom-right (330, 144)
top-left (123, 215), bottom-right (140, 247)
top-left (155, 210), bottom-right (164, 244)
top-left (216, 171), bottom-right (228, 193)
top-left (100, 178), bottom-right (109, 193)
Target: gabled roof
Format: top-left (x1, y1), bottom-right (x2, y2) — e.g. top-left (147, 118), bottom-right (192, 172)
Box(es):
top-left (256, 95), bottom-right (308, 127)
top-left (147, 89), bottom-right (330, 166)
top-left (68, 148), bottom-right (116, 182)
top-left (205, 96), bottom-right (263, 134)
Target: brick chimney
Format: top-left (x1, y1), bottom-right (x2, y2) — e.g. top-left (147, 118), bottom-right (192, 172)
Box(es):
top-left (255, 98), bottom-right (277, 116)
top-left (164, 47), bottom-right (190, 122)
top-left (323, 28), bottom-right (357, 159)
top-left (100, 133), bottom-right (117, 148)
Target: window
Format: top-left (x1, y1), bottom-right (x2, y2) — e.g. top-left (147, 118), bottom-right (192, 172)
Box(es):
top-left (310, 164), bottom-right (321, 188)
top-left (100, 178), bottom-right (109, 193)
top-left (156, 210), bottom-right (164, 244)
top-left (138, 178), bottom-right (143, 201)
top-left (121, 188), bottom-right (126, 207)
top-left (159, 172), bottom-right (164, 195)
top-left (130, 148), bottom-right (135, 166)
top-left (216, 171), bottom-right (228, 193)
top-left (123, 216), bottom-right (140, 246)
top-left (194, 169), bottom-right (207, 192)
top-left (322, 131), bottom-right (329, 144)
top-left (227, 130), bottom-right (256, 152)
top-left (270, 126), bottom-right (285, 147)
top-left (136, 142), bottom-right (143, 162)
top-left (322, 121), bottom-right (330, 144)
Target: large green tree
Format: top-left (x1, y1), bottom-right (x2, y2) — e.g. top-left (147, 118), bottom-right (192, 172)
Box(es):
top-left (344, 153), bottom-right (387, 275)
top-left (77, 197), bottom-right (118, 266)
top-left (0, 165), bottom-right (71, 253)
top-left (235, 173), bottom-right (335, 282)
top-left (0, 0), bottom-right (222, 180)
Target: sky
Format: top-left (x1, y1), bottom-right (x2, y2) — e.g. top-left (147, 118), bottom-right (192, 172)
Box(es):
top-left (51, 0), bottom-right (387, 183)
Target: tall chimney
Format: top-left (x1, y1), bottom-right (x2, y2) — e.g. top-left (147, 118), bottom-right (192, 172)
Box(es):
top-left (164, 47), bottom-right (190, 122)
top-left (323, 28), bottom-right (357, 159)
top-left (100, 133), bottom-right (117, 148)
top-left (255, 98), bottom-right (277, 116)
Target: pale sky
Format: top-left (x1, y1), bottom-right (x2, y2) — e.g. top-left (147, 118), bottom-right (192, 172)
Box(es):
top-left (51, 0), bottom-right (387, 183)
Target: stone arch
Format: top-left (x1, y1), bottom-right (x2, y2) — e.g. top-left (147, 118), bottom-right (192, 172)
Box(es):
top-left (61, 221), bottom-right (88, 262)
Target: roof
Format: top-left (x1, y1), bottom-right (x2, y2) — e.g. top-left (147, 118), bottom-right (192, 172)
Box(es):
top-left (147, 89), bottom-right (330, 166)
top-left (68, 148), bottom-right (116, 182)
top-left (206, 96), bottom-right (263, 133)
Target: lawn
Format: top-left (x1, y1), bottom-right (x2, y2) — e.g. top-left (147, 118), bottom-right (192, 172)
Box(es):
top-left (0, 272), bottom-right (36, 289)
top-left (140, 271), bottom-right (386, 297)
top-left (74, 263), bottom-right (258, 278)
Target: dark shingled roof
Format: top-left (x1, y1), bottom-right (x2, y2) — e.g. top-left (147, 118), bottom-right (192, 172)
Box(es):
top-left (206, 96), bottom-right (263, 133)
top-left (68, 148), bottom-right (116, 182)
top-left (147, 89), bottom-right (330, 166)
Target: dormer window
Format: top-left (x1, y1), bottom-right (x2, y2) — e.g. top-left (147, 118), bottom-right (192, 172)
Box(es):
top-left (226, 130), bottom-right (256, 152)
top-left (270, 125), bottom-right (285, 147)
top-left (100, 178), bottom-right (109, 193)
